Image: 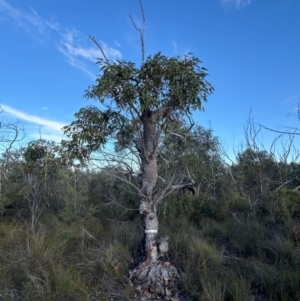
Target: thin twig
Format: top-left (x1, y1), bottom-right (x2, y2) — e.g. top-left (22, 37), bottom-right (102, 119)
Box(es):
top-left (81, 226), bottom-right (98, 241)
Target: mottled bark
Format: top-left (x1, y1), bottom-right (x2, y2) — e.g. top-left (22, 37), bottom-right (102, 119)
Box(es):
top-left (129, 110), bottom-right (188, 301)
top-left (139, 110), bottom-right (159, 264)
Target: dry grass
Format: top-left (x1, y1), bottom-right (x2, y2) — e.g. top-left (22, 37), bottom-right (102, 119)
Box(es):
top-left (1, 189), bottom-right (300, 300)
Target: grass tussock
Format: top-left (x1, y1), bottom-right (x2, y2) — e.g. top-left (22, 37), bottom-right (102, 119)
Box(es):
top-left (0, 215), bottom-right (140, 301)
top-left (2, 147), bottom-right (300, 300)
top-left (156, 190), bottom-right (300, 301)
top-left (1, 192), bottom-right (300, 301)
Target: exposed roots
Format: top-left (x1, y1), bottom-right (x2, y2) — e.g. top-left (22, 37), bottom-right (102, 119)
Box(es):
top-left (129, 260), bottom-right (189, 301)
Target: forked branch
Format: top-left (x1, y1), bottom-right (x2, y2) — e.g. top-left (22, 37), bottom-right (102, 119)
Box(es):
top-left (129, 0), bottom-right (146, 62)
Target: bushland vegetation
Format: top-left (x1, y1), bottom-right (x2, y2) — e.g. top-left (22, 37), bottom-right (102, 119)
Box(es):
top-left (1, 2), bottom-right (300, 299)
top-left (1, 118), bottom-right (300, 301)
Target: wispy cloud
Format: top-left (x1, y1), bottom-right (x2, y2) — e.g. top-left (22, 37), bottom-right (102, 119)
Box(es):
top-left (0, 0), bottom-right (46, 33)
top-left (29, 6), bottom-right (38, 16)
top-left (0, 0), bottom-right (122, 77)
top-left (57, 43), bottom-right (97, 79)
top-left (220, 0), bottom-right (252, 9)
top-left (45, 20), bottom-right (59, 31)
top-left (171, 41), bottom-right (191, 58)
top-left (1, 104), bottom-right (65, 133)
top-left (60, 29), bottom-right (122, 61)
top-left (173, 41), bottom-right (178, 55)
top-left (58, 28), bottom-right (122, 78)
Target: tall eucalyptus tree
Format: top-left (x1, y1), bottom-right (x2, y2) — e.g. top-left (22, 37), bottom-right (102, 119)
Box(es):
top-left (61, 2), bottom-right (213, 298)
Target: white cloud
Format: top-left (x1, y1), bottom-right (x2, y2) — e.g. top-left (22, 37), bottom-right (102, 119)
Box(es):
top-left (1, 104), bottom-right (66, 142)
top-left (0, 0), bottom-right (46, 33)
top-left (60, 29), bottom-right (122, 63)
top-left (1, 104), bottom-right (65, 132)
top-left (57, 44), bottom-right (97, 79)
top-left (220, 0), bottom-right (252, 9)
top-left (0, 0), bottom-right (20, 18)
top-left (45, 20), bottom-right (59, 31)
top-left (58, 28), bottom-right (122, 78)
top-left (173, 41), bottom-right (178, 55)
top-left (41, 106), bottom-right (48, 111)
top-left (29, 6), bottom-right (38, 16)
top-left (0, 0), bottom-right (122, 77)
top-left (61, 32), bottom-right (99, 62)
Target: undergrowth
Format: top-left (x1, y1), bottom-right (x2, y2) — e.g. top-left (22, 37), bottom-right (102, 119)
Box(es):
top-left (1, 190), bottom-right (300, 300)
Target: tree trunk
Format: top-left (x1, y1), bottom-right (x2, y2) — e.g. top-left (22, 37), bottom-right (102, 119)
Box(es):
top-left (129, 110), bottom-right (187, 301)
top-left (139, 110), bottom-right (159, 264)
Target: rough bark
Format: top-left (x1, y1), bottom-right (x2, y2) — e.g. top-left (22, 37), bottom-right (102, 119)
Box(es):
top-left (139, 110), bottom-right (159, 264)
top-left (129, 110), bottom-right (188, 300)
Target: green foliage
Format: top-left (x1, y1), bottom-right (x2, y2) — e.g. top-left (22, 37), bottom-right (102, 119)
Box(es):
top-left (4, 4), bottom-right (300, 300)
top-left (2, 135), bottom-right (300, 300)
top-left (0, 216), bottom-right (138, 300)
top-left (157, 123), bottom-right (224, 203)
top-left (61, 107), bottom-right (128, 160)
top-left (87, 168), bottom-right (139, 222)
top-left (3, 123), bottom-right (300, 301)
top-left (276, 189), bottom-right (300, 220)
top-left (232, 148), bottom-right (284, 202)
top-left (228, 197), bottom-right (251, 213)
top-left (88, 53), bottom-right (213, 112)
top-left (0, 141), bottom-right (79, 224)
top-left (61, 52), bottom-right (213, 160)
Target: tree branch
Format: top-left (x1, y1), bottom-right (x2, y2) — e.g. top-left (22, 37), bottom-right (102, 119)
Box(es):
top-left (259, 124), bottom-right (300, 135)
top-left (152, 106), bottom-right (173, 121)
top-left (89, 35), bottom-right (109, 63)
top-left (167, 130), bottom-right (186, 140)
top-left (128, 0), bottom-right (146, 62)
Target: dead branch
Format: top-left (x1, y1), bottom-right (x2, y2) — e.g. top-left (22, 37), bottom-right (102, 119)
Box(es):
top-left (279, 134), bottom-right (296, 163)
top-left (293, 185), bottom-right (300, 191)
top-left (276, 180), bottom-right (292, 191)
top-left (104, 198), bottom-right (139, 212)
top-left (167, 130), bottom-right (186, 140)
top-left (259, 124), bottom-right (300, 136)
top-left (129, 0), bottom-right (146, 62)
top-left (171, 182), bottom-right (196, 189)
top-left (0, 120), bottom-right (26, 153)
top-left (185, 114), bottom-right (195, 133)
top-left (154, 172), bottom-right (180, 203)
top-left (89, 35), bottom-right (109, 63)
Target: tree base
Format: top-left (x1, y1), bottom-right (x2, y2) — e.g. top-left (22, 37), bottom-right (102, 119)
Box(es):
top-left (129, 260), bottom-right (190, 301)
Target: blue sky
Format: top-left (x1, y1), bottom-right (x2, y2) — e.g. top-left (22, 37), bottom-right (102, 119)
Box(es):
top-left (0, 0), bottom-right (300, 157)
